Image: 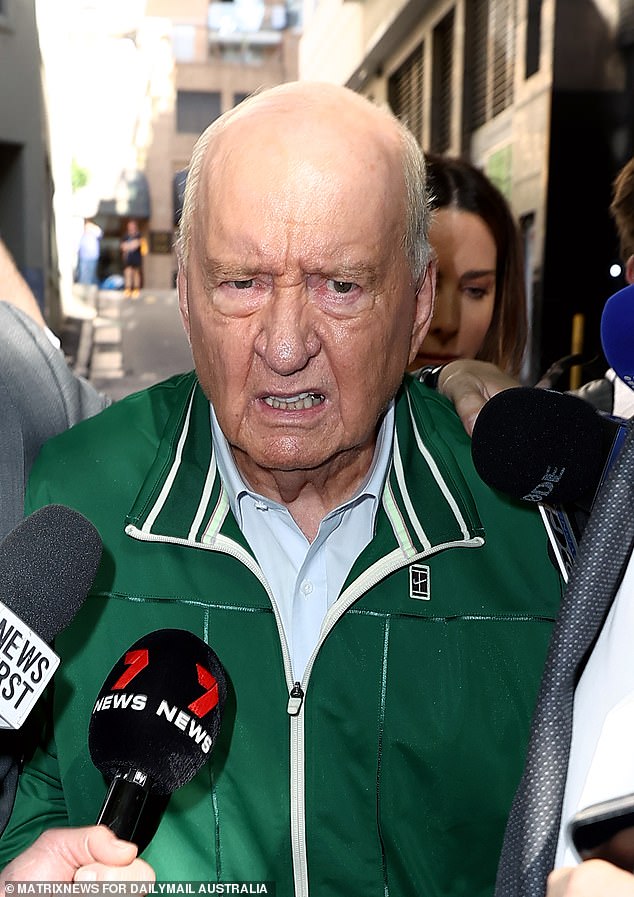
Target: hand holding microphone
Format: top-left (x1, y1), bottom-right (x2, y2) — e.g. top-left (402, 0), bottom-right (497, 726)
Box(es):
top-left (1, 628), bottom-right (226, 885)
top-left (0, 825), bottom-right (155, 891)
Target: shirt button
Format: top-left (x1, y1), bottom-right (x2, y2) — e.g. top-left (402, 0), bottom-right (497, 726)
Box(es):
top-left (301, 580), bottom-right (314, 596)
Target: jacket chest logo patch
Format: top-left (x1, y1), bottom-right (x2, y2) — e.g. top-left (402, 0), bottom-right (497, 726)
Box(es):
top-left (409, 564), bottom-right (430, 600)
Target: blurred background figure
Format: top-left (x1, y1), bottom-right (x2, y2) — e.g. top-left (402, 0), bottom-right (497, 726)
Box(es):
top-left (411, 153), bottom-right (527, 379)
top-left (0, 233), bottom-right (108, 832)
top-left (0, 234), bottom-right (108, 542)
top-left (573, 156), bottom-right (634, 418)
top-left (76, 219), bottom-right (103, 301)
top-left (120, 219), bottom-right (142, 298)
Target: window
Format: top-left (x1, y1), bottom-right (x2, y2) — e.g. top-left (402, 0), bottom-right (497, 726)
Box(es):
top-left (491, 0), bottom-right (515, 116)
top-left (430, 10), bottom-right (454, 153)
top-left (463, 0), bottom-right (516, 134)
top-left (525, 0), bottom-right (542, 78)
top-left (176, 91), bottom-right (222, 134)
top-left (172, 25), bottom-right (196, 62)
top-left (388, 42), bottom-right (425, 144)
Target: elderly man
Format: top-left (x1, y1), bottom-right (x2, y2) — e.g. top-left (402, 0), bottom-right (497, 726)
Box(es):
top-left (0, 83), bottom-right (563, 895)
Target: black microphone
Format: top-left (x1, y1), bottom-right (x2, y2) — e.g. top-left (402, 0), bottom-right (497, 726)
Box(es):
top-left (471, 387), bottom-right (629, 511)
top-left (88, 628), bottom-right (227, 851)
top-left (471, 388), bottom-right (630, 580)
top-left (0, 504), bottom-right (102, 834)
top-left (0, 504), bottom-right (103, 726)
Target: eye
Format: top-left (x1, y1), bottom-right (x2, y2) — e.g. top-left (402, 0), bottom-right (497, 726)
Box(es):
top-left (228, 279), bottom-right (255, 290)
top-left (463, 286), bottom-right (488, 300)
top-left (327, 280), bottom-right (356, 294)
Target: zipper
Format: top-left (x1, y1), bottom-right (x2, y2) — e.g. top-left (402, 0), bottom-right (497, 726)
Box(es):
top-left (287, 682), bottom-right (304, 715)
top-left (288, 683), bottom-right (308, 897)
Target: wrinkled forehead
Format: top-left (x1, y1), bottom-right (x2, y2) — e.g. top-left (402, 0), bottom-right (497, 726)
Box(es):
top-left (192, 100), bottom-right (407, 254)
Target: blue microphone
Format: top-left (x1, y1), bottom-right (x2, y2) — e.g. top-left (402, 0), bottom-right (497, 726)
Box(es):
top-left (600, 282), bottom-right (634, 389)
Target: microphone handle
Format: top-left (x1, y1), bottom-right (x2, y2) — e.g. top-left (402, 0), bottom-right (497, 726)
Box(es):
top-left (96, 768), bottom-right (151, 844)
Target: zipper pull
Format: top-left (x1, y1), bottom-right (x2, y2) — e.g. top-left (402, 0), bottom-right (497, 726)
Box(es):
top-left (287, 681), bottom-right (304, 716)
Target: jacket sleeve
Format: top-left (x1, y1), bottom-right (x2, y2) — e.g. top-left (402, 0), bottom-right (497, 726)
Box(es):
top-left (0, 707), bottom-right (69, 863)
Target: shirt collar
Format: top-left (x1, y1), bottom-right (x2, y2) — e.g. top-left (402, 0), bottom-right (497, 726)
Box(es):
top-left (210, 401), bottom-right (395, 528)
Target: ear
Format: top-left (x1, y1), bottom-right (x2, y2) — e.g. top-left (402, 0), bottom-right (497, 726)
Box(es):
top-left (177, 264), bottom-right (192, 346)
top-left (408, 260), bottom-right (436, 365)
top-left (625, 254), bottom-right (634, 286)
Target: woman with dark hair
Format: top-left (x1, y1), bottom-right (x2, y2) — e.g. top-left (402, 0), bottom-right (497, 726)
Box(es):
top-left (412, 153), bottom-right (527, 378)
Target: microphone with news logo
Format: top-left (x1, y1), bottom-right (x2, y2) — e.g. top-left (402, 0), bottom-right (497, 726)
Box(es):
top-left (0, 504), bottom-right (102, 729)
top-left (88, 628), bottom-right (227, 851)
top-left (0, 503), bottom-right (102, 834)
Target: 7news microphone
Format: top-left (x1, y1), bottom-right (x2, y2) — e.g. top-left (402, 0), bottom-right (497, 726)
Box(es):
top-left (88, 627), bottom-right (227, 851)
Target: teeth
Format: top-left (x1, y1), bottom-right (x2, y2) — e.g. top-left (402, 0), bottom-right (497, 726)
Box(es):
top-left (263, 392), bottom-right (324, 411)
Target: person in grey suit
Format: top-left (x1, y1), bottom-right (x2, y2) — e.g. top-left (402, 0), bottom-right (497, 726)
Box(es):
top-left (0, 237), bottom-right (109, 540)
top-left (0, 235), bottom-right (109, 832)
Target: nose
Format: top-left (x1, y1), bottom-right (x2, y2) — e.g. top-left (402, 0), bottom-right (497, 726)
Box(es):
top-left (429, 285), bottom-right (460, 344)
top-left (254, 285), bottom-right (320, 375)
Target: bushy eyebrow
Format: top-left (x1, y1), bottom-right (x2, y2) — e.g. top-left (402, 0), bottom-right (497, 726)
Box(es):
top-left (200, 258), bottom-right (261, 292)
top-left (308, 263), bottom-right (382, 293)
top-left (200, 256), bottom-right (381, 290)
top-left (459, 268), bottom-right (495, 280)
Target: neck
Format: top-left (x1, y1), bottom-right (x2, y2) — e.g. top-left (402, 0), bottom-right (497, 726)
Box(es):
top-left (233, 445), bottom-right (376, 542)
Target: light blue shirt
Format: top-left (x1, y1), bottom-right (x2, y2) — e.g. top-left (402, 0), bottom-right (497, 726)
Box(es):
top-left (210, 403), bottom-right (395, 682)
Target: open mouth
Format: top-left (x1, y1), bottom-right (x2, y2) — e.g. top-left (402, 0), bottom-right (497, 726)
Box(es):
top-left (263, 392), bottom-right (325, 411)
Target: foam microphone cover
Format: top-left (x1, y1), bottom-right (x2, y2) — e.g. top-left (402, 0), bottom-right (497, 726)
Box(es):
top-left (471, 387), bottom-right (608, 505)
top-left (601, 282), bottom-right (634, 387)
top-left (0, 504), bottom-right (103, 643)
top-left (89, 628), bottom-right (227, 796)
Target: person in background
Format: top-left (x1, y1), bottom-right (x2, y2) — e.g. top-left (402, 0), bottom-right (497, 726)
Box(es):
top-left (0, 234), bottom-right (109, 843)
top-left (574, 156), bottom-right (634, 417)
top-left (423, 156), bottom-right (634, 897)
top-left (120, 219), bottom-right (143, 298)
top-left (430, 154), bottom-right (634, 434)
top-left (411, 153), bottom-right (527, 378)
top-left (0, 235), bottom-right (109, 542)
top-left (535, 155), bottom-right (634, 895)
top-left (76, 219), bottom-right (103, 297)
top-left (0, 82), bottom-right (563, 893)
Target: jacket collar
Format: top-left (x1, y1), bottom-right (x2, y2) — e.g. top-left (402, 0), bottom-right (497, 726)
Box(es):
top-left (125, 372), bottom-right (484, 560)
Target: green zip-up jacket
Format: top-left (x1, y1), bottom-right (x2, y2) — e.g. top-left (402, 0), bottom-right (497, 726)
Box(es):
top-left (0, 371), bottom-right (564, 896)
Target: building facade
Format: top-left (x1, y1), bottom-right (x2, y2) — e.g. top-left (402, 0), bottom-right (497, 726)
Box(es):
top-left (124, 0), bottom-right (301, 288)
top-left (0, 0), bottom-right (57, 322)
top-left (300, 0), bottom-right (634, 381)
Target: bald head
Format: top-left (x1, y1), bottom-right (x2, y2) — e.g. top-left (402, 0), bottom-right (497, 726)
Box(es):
top-left (177, 81), bottom-right (430, 282)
